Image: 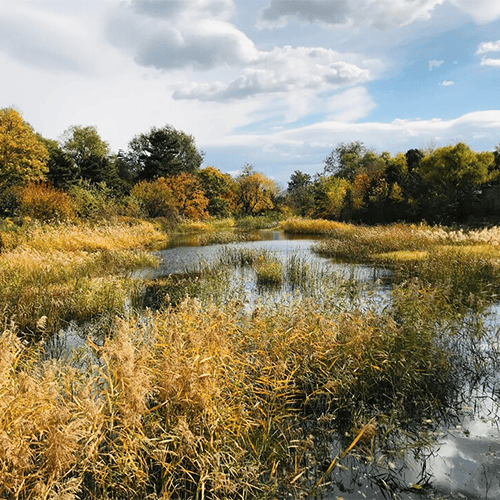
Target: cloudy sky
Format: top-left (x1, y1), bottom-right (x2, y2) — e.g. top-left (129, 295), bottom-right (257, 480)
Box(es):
top-left (1, 0), bottom-right (500, 184)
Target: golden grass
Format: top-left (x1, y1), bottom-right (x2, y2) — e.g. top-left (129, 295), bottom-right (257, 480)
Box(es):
top-left (0, 293), bottom-right (459, 499)
top-left (0, 219), bottom-right (165, 334)
top-left (0, 218), bottom-right (168, 253)
top-left (280, 217), bottom-right (351, 235)
top-left (372, 250), bottom-right (429, 262)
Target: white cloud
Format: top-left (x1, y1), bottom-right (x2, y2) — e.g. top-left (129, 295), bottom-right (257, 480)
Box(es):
top-left (429, 59), bottom-right (444, 70)
top-left (477, 40), bottom-right (500, 54)
top-left (480, 57), bottom-right (500, 67)
top-left (449, 0), bottom-right (500, 23)
top-left (257, 0), bottom-right (500, 29)
top-left (0, 2), bottom-right (112, 74)
top-left (257, 0), bottom-right (446, 29)
top-left (207, 111), bottom-right (500, 161)
top-left (172, 46), bottom-right (374, 101)
top-left (106, 0), bottom-right (259, 70)
top-left (441, 80), bottom-right (454, 86)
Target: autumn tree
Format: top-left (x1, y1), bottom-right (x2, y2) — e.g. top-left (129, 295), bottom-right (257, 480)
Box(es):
top-left (127, 125), bottom-right (204, 181)
top-left (0, 108), bottom-right (48, 189)
top-left (131, 174), bottom-right (208, 220)
top-left (236, 164), bottom-right (278, 215)
top-left (312, 175), bottom-right (351, 220)
top-left (198, 166), bottom-right (237, 218)
top-left (163, 173), bottom-right (209, 219)
top-left (131, 178), bottom-right (179, 219)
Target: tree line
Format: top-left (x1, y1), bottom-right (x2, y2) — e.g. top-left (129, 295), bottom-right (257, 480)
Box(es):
top-left (1, 107), bottom-right (499, 224)
top-left (287, 141), bottom-right (500, 224)
top-left (0, 108), bottom-right (278, 222)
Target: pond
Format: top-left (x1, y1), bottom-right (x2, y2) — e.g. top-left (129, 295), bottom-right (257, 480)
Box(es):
top-left (50, 229), bottom-right (500, 500)
top-left (142, 230), bottom-right (500, 500)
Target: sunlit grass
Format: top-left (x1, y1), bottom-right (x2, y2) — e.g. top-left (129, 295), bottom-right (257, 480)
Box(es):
top-left (0, 290), bottom-right (469, 499)
top-left (2, 216), bottom-right (500, 498)
top-left (0, 219), bottom-right (163, 335)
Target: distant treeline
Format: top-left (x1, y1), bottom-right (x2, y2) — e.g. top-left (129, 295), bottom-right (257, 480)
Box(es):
top-left (1, 107), bottom-right (499, 224)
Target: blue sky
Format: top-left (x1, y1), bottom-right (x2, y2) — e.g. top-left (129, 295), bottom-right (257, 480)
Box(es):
top-left (1, 0), bottom-right (499, 185)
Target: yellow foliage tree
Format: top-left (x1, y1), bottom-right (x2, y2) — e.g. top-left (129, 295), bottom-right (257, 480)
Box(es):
top-left (237, 164), bottom-right (277, 215)
top-left (0, 108), bottom-right (48, 188)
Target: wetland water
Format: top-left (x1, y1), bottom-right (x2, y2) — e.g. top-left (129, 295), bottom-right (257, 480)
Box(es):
top-left (53, 230), bottom-right (500, 499)
top-left (149, 230), bottom-right (500, 500)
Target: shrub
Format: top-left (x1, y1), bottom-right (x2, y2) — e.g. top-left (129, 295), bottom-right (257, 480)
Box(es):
top-left (69, 181), bottom-right (119, 220)
top-left (17, 182), bottom-right (74, 222)
top-left (131, 178), bottom-right (180, 220)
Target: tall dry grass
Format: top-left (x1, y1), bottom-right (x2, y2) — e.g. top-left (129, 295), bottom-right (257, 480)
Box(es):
top-left (0, 292), bottom-right (464, 499)
top-left (0, 220), bottom-right (165, 335)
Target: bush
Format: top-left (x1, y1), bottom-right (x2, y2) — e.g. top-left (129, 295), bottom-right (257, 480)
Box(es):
top-left (131, 178), bottom-right (180, 220)
top-left (17, 182), bottom-right (74, 222)
top-left (69, 181), bottom-right (119, 220)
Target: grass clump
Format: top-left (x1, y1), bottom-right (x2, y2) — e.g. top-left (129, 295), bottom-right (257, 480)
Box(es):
top-left (255, 255), bottom-right (283, 286)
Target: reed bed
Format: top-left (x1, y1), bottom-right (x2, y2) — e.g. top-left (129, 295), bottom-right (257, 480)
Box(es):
top-left (280, 218), bottom-right (350, 235)
top-left (0, 220), bottom-right (163, 335)
top-left (0, 291), bottom-right (467, 499)
top-left (0, 218), bottom-right (168, 253)
top-left (2, 218), bottom-right (500, 498)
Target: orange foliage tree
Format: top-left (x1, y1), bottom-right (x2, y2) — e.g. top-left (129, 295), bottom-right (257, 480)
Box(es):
top-left (17, 182), bottom-right (75, 221)
top-left (131, 174), bottom-right (208, 220)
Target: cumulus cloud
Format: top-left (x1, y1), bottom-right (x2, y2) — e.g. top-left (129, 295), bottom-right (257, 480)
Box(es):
top-left (441, 80), bottom-right (454, 86)
top-left (257, 0), bottom-right (446, 30)
top-left (106, 0), bottom-right (259, 70)
top-left (477, 40), bottom-right (500, 54)
top-left (106, 2), bottom-right (379, 102)
top-left (480, 57), bottom-right (500, 68)
top-left (172, 46), bottom-right (373, 101)
top-left (429, 59), bottom-right (444, 70)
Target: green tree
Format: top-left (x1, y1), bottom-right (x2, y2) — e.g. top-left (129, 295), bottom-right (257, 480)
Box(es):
top-left (60, 125), bottom-right (126, 193)
top-left (199, 166), bottom-right (236, 218)
top-left (0, 108), bottom-right (48, 188)
top-left (42, 138), bottom-right (78, 189)
top-left (418, 142), bottom-right (494, 222)
top-left (324, 141), bottom-right (367, 181)
top-left (61, 125), bottom-right (110, 165)
top-left (127, 125), bottom-right (204, 181)
top-left (287, 170), bottom-right (314, 216)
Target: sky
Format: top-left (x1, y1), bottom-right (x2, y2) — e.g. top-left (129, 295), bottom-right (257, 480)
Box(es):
top-left (1, 0), bottom-right (500, 185)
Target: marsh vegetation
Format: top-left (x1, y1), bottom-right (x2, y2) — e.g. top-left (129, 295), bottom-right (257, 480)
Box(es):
top-left (1, 218), bottom-right (500, 500)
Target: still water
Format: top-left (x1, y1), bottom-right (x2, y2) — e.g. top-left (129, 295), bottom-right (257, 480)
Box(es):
top-left (54, 230), bottom-right (500, 499)
top-left (147, 230), bottom-right (500, 500)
